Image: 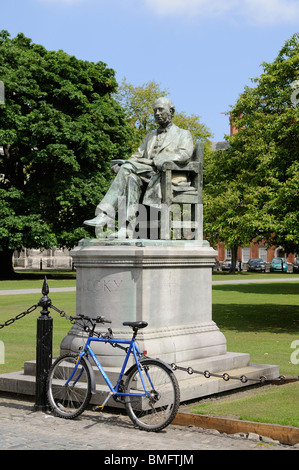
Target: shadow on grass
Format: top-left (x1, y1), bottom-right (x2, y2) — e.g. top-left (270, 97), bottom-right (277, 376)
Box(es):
top-left (212, 283), bottom-right (299, 334)
top-left (12, 270), bottom-right (76, 280)
top-left (212, 303), bottom-right (298, 334)
top-left (213, 282), bottom-right (299, 296)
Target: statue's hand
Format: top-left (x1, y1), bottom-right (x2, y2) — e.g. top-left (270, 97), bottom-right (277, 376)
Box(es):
top-left (111, 164), bottom-right (120, 174)
top-left (153, 156), bottom-right (164, 170)
top-left (136, 157), bottom-right (153, 166)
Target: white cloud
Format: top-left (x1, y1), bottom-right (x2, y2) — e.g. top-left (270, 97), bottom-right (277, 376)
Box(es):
top-left (243, 0), bottom-right (299, 25)
top-left (144, 0), bottom-right (299, 24)
top-left (143, 0), bottom-right (237, 17)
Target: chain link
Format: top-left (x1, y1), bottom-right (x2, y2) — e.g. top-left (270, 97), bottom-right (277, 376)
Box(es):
top-left (170, 363), bottom-right (299, 385)
top-left (0, 304), bottom-right (38, 329)
top-left (1, 302), bottom-right (299, 386)
top-left (49, 303), bottom-right (76, 324)
top-left (0, 302), bottom-right (75, 330)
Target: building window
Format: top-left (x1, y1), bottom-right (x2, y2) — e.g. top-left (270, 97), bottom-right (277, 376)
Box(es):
top-left (242, 247), bottom-right (250, 262)
top-left (259, 246), bottom-right (267, 262)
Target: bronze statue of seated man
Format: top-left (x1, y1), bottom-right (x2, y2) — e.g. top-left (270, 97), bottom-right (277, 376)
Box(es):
top-left (84, 97), bottom-right (193, 238)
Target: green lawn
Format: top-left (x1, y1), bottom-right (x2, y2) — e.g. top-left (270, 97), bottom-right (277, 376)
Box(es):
top-left (212, 281), bottom-right (299, 377)
top-left (0, 291), bottom-right (75, 374)
top-left (212, 270), bottom-right (299, 281)
top-left (190, 382), bottom-right (299, 427)
top-left (191, 278), bottom-right (299, 427)
top-left (0, 270), bottom-right (76, 291)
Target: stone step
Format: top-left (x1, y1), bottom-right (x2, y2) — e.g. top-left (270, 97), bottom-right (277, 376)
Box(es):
top-left (23, 359), bottom-right (121, 386)
top-left (0, 352), bottom-right (279, 407)
top-left (22, 351), bottom-right (253, 386)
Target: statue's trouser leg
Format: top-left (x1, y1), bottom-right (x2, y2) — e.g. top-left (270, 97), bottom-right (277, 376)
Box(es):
top-left (126, 173), bottom-right (143, 223)
top-left (95, 165), bottom-right (130, 216)
top-left (96, 164), bottom-right (143, 222)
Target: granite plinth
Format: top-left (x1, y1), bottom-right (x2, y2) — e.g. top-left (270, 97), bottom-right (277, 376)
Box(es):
top-left (60, 239), bottom-right (226, 367)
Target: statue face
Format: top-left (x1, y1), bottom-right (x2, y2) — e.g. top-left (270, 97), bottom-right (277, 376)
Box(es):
top-left (153, 101), bottom-right (173, 128)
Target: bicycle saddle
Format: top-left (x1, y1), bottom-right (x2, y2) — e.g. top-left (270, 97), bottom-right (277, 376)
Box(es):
top-left (123, 321), bottom-right (148, 329)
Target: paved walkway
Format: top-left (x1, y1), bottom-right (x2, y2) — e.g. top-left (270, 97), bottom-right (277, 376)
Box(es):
top-left (0, 394), bottom-right (297, 451)
top-left (0, 287), bottom-right (76, 296)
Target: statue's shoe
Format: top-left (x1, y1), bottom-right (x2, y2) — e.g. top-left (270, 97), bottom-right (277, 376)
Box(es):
top-left (108, 227), bottom-right (128, 239)
top-left (108, 225), bottom-right (134, 239)
top-left (84, 213), bottom-right (111, 227)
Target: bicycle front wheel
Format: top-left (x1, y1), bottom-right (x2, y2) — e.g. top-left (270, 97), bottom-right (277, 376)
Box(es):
top-left (124, 359), bottom-right (180, 432)
top-left (47, 354), bottom-right (91, 419)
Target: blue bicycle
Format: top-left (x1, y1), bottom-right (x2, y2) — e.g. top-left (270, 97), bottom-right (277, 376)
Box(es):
top-left (47, 315), bottom-right (180, 432)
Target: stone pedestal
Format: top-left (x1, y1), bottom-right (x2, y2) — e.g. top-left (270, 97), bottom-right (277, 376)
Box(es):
top-left (59, 238), bottom-right (279, 403)
top-left (61, 239), bottom-right (226, 367)
top-left (0, 238), bottom-right (279, 403)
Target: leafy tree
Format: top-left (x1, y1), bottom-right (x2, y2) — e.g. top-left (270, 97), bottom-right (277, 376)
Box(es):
top-left (204, 146), bottom-right (273, 271)
top-left (204, 33), bottom-right (299, 269)
top-left (115, 78), bottom-right (212, 145)
top-left (0, 31), bottom-right (134, 278)
top-left (116, 78), bottom-right (168, 141)
top-left (173, 111), bottom-right (212, 144)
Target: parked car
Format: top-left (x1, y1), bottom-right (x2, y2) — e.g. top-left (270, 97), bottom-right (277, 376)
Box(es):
top-left (293, 259), bottom-right (299, 273)
top-left (270, 257), bottom-right (288, 272)
top-left (222, 259), bottom-right (237, 271)
top-left (247, 258), bottom-right (266, 272)
top-left (213, 259), bottom-right (220, 271)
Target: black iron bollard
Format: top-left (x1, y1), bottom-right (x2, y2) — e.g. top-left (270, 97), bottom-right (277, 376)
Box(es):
top-left (34, 277), bottom-right (53, 411)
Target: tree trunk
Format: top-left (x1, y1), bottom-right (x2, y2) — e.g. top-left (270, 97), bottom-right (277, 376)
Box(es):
top-left (229, 246), bottom-right (238, 274)
top-left (0, 248), bottom-right (15, 279)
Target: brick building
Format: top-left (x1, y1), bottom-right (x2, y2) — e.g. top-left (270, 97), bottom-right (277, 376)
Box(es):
top-left (212, 118), bottom-right (297, 269)
top-left (216, 240), bottom-right (296, 266)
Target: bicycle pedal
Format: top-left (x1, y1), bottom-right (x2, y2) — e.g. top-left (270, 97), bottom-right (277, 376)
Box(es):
top-left (93, 405), bottom-right (104, 412)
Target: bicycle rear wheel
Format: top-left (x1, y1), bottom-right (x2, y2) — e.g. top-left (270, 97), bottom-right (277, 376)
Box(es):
top-left (124, 359), bottom-right (180, 432)
top-left (47, 354), bottom-right (91, 419)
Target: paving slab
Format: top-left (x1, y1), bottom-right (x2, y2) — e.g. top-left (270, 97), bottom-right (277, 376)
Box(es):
top-left (0, 393), bottom-right (297, 451)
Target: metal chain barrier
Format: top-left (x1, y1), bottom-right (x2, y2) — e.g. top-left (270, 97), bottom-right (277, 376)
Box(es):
top-left (1, 278), bottom-right (298, 390)
top-left (0, 298), bottom-right (75, 330)
top-left (49, 303), bottom-right (77, 324)
top-left (0, 304), bottom-right (39, 329)
top-left (169, 363), bottom-right (299, 386)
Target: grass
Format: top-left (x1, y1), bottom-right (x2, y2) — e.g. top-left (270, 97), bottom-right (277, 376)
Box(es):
top-left (212, 270), bottom-right (299, 281)
top-left (0, 271), bottom-right (76, 373)
top-left (0, 290), bottom-right (75, 374)
top-left (212, 281), bottom-right (299, 377)
top-left (190, 382), bottom-right (299, 428)
top-left (190, 277), bottom-right (299, 427)
top-left (0, 270), bottom-right (298, 427)
top-left (0, 270), bottom-right (76, 290)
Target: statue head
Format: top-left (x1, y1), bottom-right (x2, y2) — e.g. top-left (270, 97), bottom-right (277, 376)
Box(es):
top-left (153, 97), bottom-right (175, 128)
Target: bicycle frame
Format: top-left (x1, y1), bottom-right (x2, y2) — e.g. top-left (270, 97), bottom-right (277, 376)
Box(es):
top-left (65, 334), bottom-right (152, 400)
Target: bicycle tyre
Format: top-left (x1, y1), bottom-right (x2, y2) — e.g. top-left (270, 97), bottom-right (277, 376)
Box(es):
top-left (47, 354), bottom-right (91, 419)
top-left (124, 359), bottom-right (180, 432)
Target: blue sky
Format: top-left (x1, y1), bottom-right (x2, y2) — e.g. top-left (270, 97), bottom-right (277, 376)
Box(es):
top-left (1, 0), bottom-right (298, 141)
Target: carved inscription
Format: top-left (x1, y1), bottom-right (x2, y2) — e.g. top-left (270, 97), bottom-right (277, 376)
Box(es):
top-left (81, 278), bottom-right (123, 293)
top-left (103, 279), bottom-right (123, 292)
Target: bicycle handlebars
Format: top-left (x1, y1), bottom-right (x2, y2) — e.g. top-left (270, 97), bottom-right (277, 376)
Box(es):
top-left (70, 314), bottom-right (112, 324)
